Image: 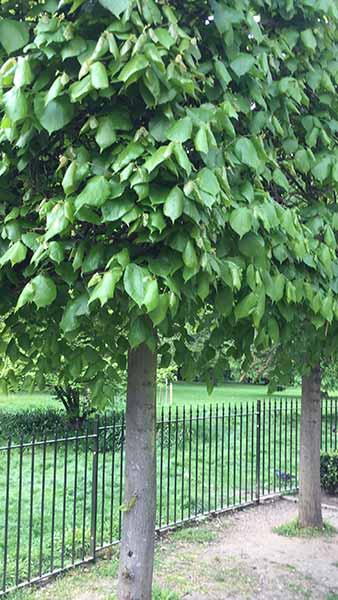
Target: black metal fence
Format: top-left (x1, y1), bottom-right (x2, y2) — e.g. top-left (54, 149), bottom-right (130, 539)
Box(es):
top-left (1, 397), bottom-right (337, 596)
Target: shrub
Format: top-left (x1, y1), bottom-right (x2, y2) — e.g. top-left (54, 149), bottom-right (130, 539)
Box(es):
top-left (321, 451), bottom-right (338, 494)
top-left (0, 407), bottom-right (125, 443)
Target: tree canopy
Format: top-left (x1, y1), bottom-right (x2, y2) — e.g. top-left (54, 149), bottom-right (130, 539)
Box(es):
top-left (0, 0), bottom-right (338, 391)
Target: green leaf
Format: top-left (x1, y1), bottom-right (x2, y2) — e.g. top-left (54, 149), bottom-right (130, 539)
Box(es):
top-left (89, 268), bottom-right (122, 306)
top-left (16, 282), bottom-right (34, 311)
top-left (234, 138), bottom-right (261, 170)
top-left (230, 207), bottom-right (252, 238)
top-left (31, 275), bottom-right (57, 308)
top-left (45, 204), bottom-right (69, 241)
top-left (312, 157), bottom-right (331, 182)
top-left (235, 292), bottom-right (257, 320)
top-left (102, 197), bottom-right (134, 222)
top-left (273, 168), bottom-right (289, 191)
top-left (183, 240), bottom-right (198, 268)
top-left (0, 20), bottom-right (29, 55)
top-left (194, 126), bottom-right (209, 154)
top-left (34, 95), bottom-right (74, 134)
top-left (75, 176), bottom-right (111, 211)
top-left (166, 117), bottom-right (193, 143)
top-left (0, 241), bottom-right (27, 267)
top-left (14, 57), bottom-right (33, 88)
top-left (144, 144), bottom-right (173, 173)
top-left (149, 294), bottom-right (169, 325)
top-left (301, 29), bottom-right (317, 51)
top-left (3, 88), bottom-right (28, 123)
top-left (197, 168), bottom-right (220, 196)
top-left (129, 316), bottom-right (150, 348)
top-left (143, 278), bottom-right (159, 312)
top-left (124, 263), bottom-right (147, 307)
top-left (119, 55), bottom-right (149, 83)
top-left (230, 54), bottom-right (255, 77)
top-left (113, 142), bottom-right (144, 172)
top-left (98, 0), bottom-right (130, 17)
top-left (61, 293), bottom-right (89, 332)
top-left (214, 58), bottom-right (231, 90)
top-left (95, 117), bottom-right (117, 152)
top-left (163, 186), bottom-right (184, 223)
top-left (215, 287), bottom-right (234, 317)
top-left (90, 62), bottom-right (109, 90)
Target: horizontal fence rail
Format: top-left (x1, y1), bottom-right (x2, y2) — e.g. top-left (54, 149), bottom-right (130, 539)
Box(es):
top-left (0, 397), bottom-right (337, 595)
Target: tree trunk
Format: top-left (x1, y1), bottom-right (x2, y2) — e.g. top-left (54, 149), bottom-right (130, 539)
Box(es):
top-left (299, 364), bottom-right (323, 528)
top-left (117, 342), bottom-right (157, 600)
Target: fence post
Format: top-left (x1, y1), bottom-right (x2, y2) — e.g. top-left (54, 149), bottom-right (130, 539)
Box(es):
top-left (91, 420), bottom-right (99, 559)
top-left (256, 400), bottom-right (261, 504)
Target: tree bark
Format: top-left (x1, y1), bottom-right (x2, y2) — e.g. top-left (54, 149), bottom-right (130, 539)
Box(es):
top-left (117, 342), bottom-right (157, 600)
top-left (299, 364), bottom-right (323, 528)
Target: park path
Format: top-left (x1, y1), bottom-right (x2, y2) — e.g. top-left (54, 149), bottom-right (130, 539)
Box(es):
top-left (155, 498), bottom-right (338, 600)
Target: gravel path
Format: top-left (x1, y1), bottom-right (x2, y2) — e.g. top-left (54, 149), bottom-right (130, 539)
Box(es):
top-left (155, 498), bottom-right (338, 600)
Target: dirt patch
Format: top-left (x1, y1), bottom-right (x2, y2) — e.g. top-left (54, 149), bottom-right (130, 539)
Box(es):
top-left (155, 499), bottom-right (338, 599)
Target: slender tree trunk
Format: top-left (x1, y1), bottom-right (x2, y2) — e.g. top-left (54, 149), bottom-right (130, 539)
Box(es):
top-left (117, 342), bottom-right (157, 600)
top-left (299, 364), bottom-right (323, 528)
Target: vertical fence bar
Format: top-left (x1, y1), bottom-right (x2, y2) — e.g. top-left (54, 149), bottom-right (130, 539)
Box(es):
top-left (166, 407), bottom-right (171, 525)
top-left (295, 400), bottom-right (299, 489)
top-left (28, 435), bottom-right (36, 581)
top-left (245, 402), bottom-right (248, 503)
top-left (290, 400), bottom-right (293, 490)
top-left (208, 405), bottom-right (212, 513)
top-left (15, 437), bottom-right (24, 587)
top-left (268, 399), bottom-right (271, 494)
top-left (39, 435), bottom-right (47, 577)
top-left (109, 413), bottom-right (116, 544)
top-left (273, 400), bottom-right (277, 492)
top-left (227, 404), bottom-right (231, 506)
top-left (195, 406), bottom-right (199, 516)
top-left (325, 397), bottom-right (328, 452)
top-left (279, 398), bottom-right (282, 492)
top-left (239, 404), bottom-right (243, 504)
top-left (256, 401), bottom-right (261, 504)
top-left (82, 423), bottom-right (89, 559)
top-left (50, 429), bottom-right (58, 572)
top-left (188, 406), bottom-right (192, 519)
top-left (284, 399), bottom-right (288, 491)
top-left (118, 414), bottom-right (124, 539)
top-left (72, 430), bottom-right (79, 564)
top-left (181, 406), bottom-right (186, 522)
top-left (91, 421), bottom-right (99, 558)
top-left (221, 404), bottom-right (225, 508)
top-left (159, 408), bottom-right (164, 528)
top-left (334, 398), bottom-right (338, 450)
top-left (2, 437), bottom-right (11, 593)
top-left (61, 431), bottom-right (69, 569)
top-left (174, 407), bottom-right (178, 524)
top-left (251, 403), bottom-right (254, 501)
top-left (215, 404), bottom-right (218, 511)
top-left (202, 405), bottom-right (206, 514)
top-left (233, 405), bottom-right (237, 505)
top-left (100, 415), bottom-right (107, 548)
top-left (262, 401), bottom-right (265, 496)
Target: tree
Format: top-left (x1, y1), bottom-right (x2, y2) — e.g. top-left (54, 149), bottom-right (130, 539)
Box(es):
top-left (1, 0), bottom-right (338, 596)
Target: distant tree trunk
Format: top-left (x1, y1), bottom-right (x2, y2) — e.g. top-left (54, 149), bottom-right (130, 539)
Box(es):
top-left (299, 364), bottom-right (323, 528)
top-left (117, 342), bottom-right (157, 600)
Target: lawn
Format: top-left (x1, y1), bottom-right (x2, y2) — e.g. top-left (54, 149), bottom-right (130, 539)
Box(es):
top-left (0, 382), bottom-right (302, 415)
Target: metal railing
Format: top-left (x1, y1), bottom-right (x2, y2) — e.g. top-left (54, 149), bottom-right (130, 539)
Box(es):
top-left (0, 396), bottom-right (337, 596)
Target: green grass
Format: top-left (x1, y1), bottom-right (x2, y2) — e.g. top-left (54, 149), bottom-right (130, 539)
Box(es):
top-left (273, 518), bottom-right (337, 538)
top-left (170, 525), bottom-right (217, 544)
top-left (0, 382), bottom-right (302, 415)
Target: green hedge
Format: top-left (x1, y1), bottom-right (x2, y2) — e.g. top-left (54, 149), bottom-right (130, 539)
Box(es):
top-left (321, 451), bottom-right (338, 494)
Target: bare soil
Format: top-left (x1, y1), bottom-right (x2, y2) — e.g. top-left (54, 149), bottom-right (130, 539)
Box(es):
top-left (155, 498), bottom-right (338, 600)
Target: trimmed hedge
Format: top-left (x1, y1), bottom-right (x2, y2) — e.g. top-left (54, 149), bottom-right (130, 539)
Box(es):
top-left (321, 451), bottom-right (338, 494)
